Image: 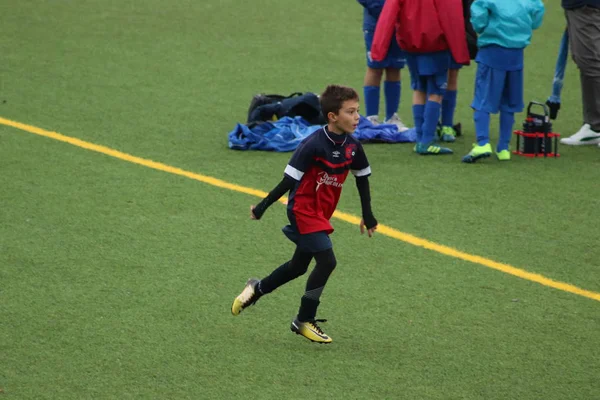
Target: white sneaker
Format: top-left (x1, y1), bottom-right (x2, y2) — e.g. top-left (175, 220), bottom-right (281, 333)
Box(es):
top-left (385, 113), bottom-right (410, 132)
top-left (560, 124), bottom-right (600, 145)
top-left (366, 115), bottom-right (381, 125)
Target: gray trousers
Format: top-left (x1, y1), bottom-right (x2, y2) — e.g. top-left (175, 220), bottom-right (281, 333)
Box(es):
top-left (566, 6), bottom-right (600, 131)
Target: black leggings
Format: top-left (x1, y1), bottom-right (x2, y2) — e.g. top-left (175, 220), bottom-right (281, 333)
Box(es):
top-left (259, 247), bottom-right (337, 295)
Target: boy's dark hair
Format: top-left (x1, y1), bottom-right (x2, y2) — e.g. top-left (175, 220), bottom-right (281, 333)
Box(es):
top-left (320, 85), bottom-right (359, 120)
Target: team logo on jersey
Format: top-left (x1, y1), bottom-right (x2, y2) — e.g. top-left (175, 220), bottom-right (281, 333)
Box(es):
top-left (332, 150), bottom-right (341, 158)
top-left (316, 172), bottom-right (343, 191)
top-left (345, 144), bottom-right (357, 160)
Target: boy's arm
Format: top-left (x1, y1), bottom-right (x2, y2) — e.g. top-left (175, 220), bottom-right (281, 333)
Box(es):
top-left (252, 139), bottom-right (313, 219)
top-left (531, 0), bottom-right (545, 30)
top-left (251, 175), bottom-right (296, 219)
top-left (351, 143), bottom-right (377, 232)
top-left (371, 0), bottom-right (400, 62)
top-left (355, 176), bottom-right (378, 230)
top-left (470, 0), bottom-right (490, 35)
top-left (437, 0), bottom-right (470, 65)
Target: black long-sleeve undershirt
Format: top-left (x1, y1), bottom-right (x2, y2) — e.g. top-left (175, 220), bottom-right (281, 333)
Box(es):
top-left (252, 175), bottom-right (296, 219)
top-left (252, 174), bottom-right (377, 230)
top-left (355, 175), bottom-right (377, 229)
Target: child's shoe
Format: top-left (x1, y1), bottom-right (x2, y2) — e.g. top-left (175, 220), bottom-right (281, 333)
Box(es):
top-left (462, 143), bottom-right (492, 163)
top-left (415, 142), bottom-right (453, 155)
top-left (231, 278), bottom-right (261, 315)
top-left (439, 126), bottom-right (456, 142)
top-left (290, 318), bottom-right (332, 344)
top-left (385, 112), bottom-right (410, 132)
top-left (496, 149), bottom-right (511, 161)
top-left (437, 122), bottom-right (462, 139)
top-left (366, 115), bottom-right (381, 125)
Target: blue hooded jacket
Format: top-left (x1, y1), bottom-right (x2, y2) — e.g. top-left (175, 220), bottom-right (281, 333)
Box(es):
top-left (471, 0), bottom-right (545, 49)
top-left (357, 0), bottom-right (385, 31)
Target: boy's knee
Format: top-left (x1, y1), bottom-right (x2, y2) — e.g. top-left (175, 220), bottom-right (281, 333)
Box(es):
top-left (367, 67), bottom-right (384, 77)
top-left (428, 94), bottom-right (443, 103)
top-left (385, 67), bottom-right (400, 80)
top-left (315, 250), bottom-right (337, 274)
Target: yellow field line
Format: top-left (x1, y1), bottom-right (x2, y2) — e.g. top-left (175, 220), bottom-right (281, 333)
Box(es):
top-left (2, 115), bottom-right (599, 303)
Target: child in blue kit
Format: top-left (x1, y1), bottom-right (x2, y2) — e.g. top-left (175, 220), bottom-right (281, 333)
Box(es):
top-left (463, 0), bottom-right (545, 163)
top-left (358, 0), bottom-right (409, 131)
top-left (439, 0), bottom-right (478, 143)
top-left (371, 0), bottom-right (470, 156)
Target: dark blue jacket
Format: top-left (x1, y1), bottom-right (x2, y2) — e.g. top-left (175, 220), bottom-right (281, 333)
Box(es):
top-left (357, 0), bottom-right (385, 30)
top-left (562, 0), bottom-right (600, 9)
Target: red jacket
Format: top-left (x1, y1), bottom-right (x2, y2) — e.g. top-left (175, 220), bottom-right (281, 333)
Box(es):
top-left (372, 0), bottom-right (470, 65)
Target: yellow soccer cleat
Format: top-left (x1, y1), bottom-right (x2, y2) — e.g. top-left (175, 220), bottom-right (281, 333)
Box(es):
top-left (496, 149), bottom-right (511, 161)
top-left (290, 318), bottom-right (332, 344)
top-left (231, 278), bottom-right (261, 316)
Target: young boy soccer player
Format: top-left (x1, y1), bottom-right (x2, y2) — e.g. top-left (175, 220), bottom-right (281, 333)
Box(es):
top-left (231, 85), bottom-right (378, 344)
top-left (462, 0), bottom-right (545, 163)
top-left (371, 0), bottom-right (470, 155)
top-left (358, 0), bottom-right (409, 131)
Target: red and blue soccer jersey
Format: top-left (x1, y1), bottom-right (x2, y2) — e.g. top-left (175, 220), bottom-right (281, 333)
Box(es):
top-left (284, 127), bottom-right (371, 235)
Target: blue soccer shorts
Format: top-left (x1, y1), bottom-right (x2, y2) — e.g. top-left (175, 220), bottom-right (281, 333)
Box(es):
top-left (449, 55), bottom-right (464, 71)
top-left (471, 63), bottom-right (524, 114)
top-left (364, 29), bottom-right (406, 69)
top-left (405, 54), bottom-right (448, 96)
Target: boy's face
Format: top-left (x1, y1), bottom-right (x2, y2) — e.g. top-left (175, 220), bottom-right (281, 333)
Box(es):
top-left (328, 99), bottom-right (360, 134)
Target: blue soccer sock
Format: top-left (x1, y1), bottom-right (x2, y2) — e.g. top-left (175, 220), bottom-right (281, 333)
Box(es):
top-left (498, 111), bottom-right (515, 152)
top-left (363, 86), bottom-right (380, 117)
top-left (422, 101), bottom-right (442, 144)
top-left (384, 80), bottom-right (401, 121)
top-left (412, 104), bottom-right (425, 142)
top-left (474, 110), bottom-right (491, 146)
top-left (441, 89), bottom-right (457, 127)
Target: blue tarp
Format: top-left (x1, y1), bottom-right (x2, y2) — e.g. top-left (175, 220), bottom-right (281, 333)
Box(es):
top-left (228, 116), bottom-right (416, 152)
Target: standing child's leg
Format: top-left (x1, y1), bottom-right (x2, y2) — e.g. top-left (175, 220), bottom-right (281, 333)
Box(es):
top-left (496, 68), bottom-right (524, 161)
top-left (463, 63), bottom-right (503, 163)
top-left (364, 67), bottom-right (383, 124)
top-left (416, 74), bottom-right (453, 155)
top-left (474, 110), bottom-right (491, 146)
top-left (440, 69), bottom-right (459, 142)
top-left (383, 68), bottom-right (401, 121)
top-left (382, 40), bottom-right (409, 131)
top-left (412, 90), bottom-right (426, 143)
top-left (422, 94), bottom-right (443, 144)
top-left (383, 68), bottom-right (409, 131)
top-left (497, 111), bottom-right (514, 160)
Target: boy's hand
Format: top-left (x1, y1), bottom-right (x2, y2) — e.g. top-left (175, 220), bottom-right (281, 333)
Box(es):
top-left (250, 205), bottom-right (259, 220)
top-left (360, 218), bottom-right (378, 238)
